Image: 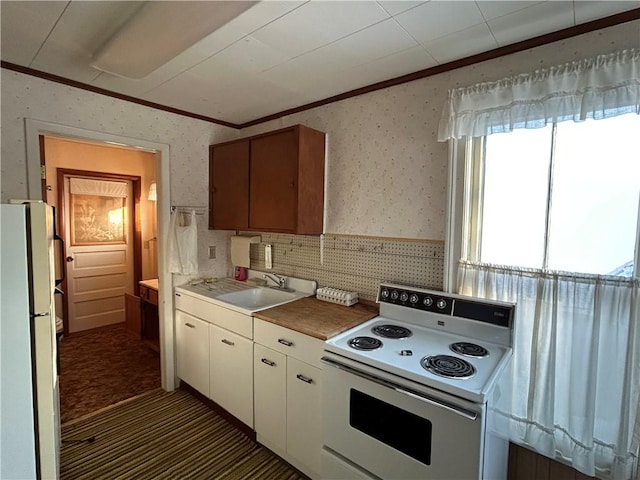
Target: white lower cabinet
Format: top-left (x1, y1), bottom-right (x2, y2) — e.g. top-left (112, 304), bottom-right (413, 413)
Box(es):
top-left (209, 324), bottom-right (253, 427)
top-left (286, 357), bottom-right (322, 475)
top-left (254, 344), bottom-right (286, 451)
top-left (175, 310), bottom-right (210, 396)
top-left (175, 290), bottom-right (324, 478)
top-left (254, 319), bottom-right (323, 479)
top-left (174, 290), bottom-right (254, 428)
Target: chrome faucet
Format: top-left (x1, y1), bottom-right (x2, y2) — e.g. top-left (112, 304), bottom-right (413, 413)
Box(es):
top-left (263, 273), bottom-right (286, 289)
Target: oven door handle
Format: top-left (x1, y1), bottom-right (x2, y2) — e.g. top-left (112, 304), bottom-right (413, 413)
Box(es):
top-left (321, 356), bottom-right (478, 421)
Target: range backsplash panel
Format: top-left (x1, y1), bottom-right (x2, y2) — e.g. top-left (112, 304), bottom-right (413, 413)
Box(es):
top-left (245, 232), bottom-right (444, 301)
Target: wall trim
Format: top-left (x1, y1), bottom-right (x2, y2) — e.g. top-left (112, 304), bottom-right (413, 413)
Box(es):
top-left (3, 9), bottom-right (638, 129)
top-left (239, 9), bottom-right (640, 128)
top-left (24, 119), bottom-right (175, 391)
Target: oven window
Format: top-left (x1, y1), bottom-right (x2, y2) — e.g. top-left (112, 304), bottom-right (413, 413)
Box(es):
top-left (349, 389), bottom-right (432, 465)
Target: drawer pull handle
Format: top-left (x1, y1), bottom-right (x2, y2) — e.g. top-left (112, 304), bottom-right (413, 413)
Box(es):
top-left (278, 338), bottom-right (293, 347)
top-left (221, 339), bottom-right (235, 346)
top-left (185, 323), bottom-right (195, 329)
top-left (175, 293), bottom-right (181, 297)
top-left (261, 358), bottom-right (276, 367)
top-left (296, 374), bottom-right (313, 384)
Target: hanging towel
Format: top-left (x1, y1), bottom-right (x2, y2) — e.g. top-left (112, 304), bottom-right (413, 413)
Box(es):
top-left (168, 210), bottom-right (198, 275)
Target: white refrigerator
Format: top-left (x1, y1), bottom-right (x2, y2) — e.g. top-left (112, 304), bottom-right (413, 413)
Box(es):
top-left (1, 202), bottom-right (61, 479)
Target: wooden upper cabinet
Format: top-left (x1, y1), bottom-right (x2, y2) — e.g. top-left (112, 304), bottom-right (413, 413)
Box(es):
top-left (249, 129), bottom-right (298, 232)
top-left (209, 140), bottom-right (250, 230)
top-left (209, 125), bottom-right (326, 234)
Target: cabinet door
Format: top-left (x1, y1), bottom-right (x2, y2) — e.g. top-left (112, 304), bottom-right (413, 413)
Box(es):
top-left (249, 129), bottom-right (298, 232)
top-left (175, 310), bottom-right (209, 396)
top-left (254, 343), bottom-right (287, 453)
top-left (209, 140), bottom-right (249, 230)
top-left (209, 324), bottom-right (253, 427)
top-left (287, 357), bottom-right (322, 475)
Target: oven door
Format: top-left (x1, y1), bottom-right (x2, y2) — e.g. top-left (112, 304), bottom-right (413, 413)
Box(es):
top-left (322, 355), bottom-right (486, 480)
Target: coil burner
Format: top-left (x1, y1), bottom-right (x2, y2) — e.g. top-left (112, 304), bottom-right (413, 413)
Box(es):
top-left (348, 336), bottom-right (383, 351)
top-left (450, 342), bottom-right (489, 358)
top-left (371, 324), bottom-right (413, 339)
top-left (421, 354), bottom-right (476, 379)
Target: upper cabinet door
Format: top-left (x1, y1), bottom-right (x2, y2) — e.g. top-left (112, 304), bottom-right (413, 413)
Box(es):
top-left (208, 125), bottom-right (325, 234)
top-left (249, 130), bottom-right (298, 232)
top-left (209, 141), bottom-right (249, 230)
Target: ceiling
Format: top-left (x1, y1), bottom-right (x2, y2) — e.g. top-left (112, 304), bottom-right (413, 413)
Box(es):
top-left (1, 1), bottom-right (638, 127)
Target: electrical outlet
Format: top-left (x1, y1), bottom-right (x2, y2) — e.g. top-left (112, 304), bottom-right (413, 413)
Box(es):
top-left (144, 240), bottom-right (150, 249)
top-left (208, 246), bottom-right (216, 259)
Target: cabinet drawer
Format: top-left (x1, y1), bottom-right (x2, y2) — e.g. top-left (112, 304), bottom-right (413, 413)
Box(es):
top-left (175, 292), bottom-right (252, 339)
top-left (146, 288), bottom-right (158, 305)
top-left (141, 285), bottom-right (158, 304)
top-left (254, 319), bottom-right (323, 368)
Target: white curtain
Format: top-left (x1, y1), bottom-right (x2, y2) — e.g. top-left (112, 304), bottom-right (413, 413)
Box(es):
top-left (458, 261), bottom-right (640, 479)
top-left (438, 48), bottom-right (640, 141)
top-left (69, 177), bottom-right (128, 197)
top-left (440, 47), bottom-right (640, 478)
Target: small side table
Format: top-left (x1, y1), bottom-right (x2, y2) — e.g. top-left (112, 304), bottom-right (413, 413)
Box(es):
top-left (139, 279), bottom-right (159, 353)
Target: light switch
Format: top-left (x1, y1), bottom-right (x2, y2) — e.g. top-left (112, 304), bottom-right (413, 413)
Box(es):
top-left (265, 244), bottom-right (273, 270)
top-left (208, 246), bottom-right (216, 259)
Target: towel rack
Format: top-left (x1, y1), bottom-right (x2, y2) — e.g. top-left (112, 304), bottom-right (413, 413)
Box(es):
top-left (171, 205), bottom-right (207, 215)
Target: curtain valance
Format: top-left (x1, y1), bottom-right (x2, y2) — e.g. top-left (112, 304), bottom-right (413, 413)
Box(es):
top-left (438, 48), bottom-right (640, 141)
top-left (70, 178), bottom-right (128, 197)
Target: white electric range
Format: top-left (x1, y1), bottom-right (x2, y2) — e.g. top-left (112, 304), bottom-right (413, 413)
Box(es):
top-left (321, 283), bottom-right (515, 480)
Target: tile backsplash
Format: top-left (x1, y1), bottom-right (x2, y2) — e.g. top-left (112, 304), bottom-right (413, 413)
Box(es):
top-left (246, 232), bottom-right (444, 301)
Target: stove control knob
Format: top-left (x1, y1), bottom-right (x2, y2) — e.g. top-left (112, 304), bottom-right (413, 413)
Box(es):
top-left (409, 293), bottom-right (419, 304)
top-left (423, 296), bottom-right (433, 307)
top-left (400, 292), bottom-right (409, 302)
top-left (436, 298), bottom-right (447, 310)
top-left (390, 290), bottom-right (399, 300)
top-left (380, 288), bottom-right (389, 299)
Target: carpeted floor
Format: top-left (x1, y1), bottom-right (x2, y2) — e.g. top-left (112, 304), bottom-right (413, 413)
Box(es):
top-left (59, 323), bottom-right (161, 423)
top-left (61, 389), bottom-right (307, 480)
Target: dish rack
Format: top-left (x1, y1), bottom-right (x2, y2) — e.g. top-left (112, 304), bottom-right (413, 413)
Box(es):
top-left (316, 287), bottom-right (358, 306)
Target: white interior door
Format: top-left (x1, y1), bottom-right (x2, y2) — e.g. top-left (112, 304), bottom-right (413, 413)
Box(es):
top-left (64, 175), bottom-right (134, 333)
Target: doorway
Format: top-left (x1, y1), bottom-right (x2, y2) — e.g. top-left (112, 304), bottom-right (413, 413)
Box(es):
top-left (40, 134), bottom-right (163, 422)
top-left (26, 119), bottom-right (175, 392)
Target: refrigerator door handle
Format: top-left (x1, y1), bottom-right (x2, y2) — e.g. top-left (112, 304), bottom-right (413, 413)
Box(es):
top-left (52, 206), bottom-right (65, 286)
top-left (54, 234), bottom-right (65, 286)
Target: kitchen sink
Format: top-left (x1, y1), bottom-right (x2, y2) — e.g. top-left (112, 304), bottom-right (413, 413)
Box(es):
top-left (216, 287), bottom-right (298, 310)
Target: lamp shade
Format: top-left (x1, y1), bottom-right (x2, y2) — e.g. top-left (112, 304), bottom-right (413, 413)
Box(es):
top-left (148, 182), bottom-right (157, 201)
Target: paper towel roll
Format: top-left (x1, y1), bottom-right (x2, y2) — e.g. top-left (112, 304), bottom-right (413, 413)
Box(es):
top-left (230, 235), bottom-right (260, 268)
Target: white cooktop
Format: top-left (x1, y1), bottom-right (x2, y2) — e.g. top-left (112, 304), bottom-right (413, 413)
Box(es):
top-left (324, 316), bottom-right (512, 404)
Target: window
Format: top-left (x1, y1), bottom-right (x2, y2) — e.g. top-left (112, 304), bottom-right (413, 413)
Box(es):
top-left (466, 113), bottom-right (640, 277)
top-left (441, 48), bottom-right (639, 480)
top-left (452, 113), bottom-right (639, 479)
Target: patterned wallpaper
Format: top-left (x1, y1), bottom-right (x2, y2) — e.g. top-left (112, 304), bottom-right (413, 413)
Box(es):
top-left (240, 20), bottom-right (640, 242)
top-left (1, 20), bottom-right (637, 293)
top-left (0, 71), bottom-right (239, 278)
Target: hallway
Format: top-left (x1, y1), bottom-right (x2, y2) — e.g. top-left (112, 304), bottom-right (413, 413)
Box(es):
top-left (59, 324), bottom-right (160, 424)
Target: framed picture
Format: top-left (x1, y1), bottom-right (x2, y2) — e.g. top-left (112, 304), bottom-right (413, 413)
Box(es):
top-left (70, 193), bottom-right (126, 245)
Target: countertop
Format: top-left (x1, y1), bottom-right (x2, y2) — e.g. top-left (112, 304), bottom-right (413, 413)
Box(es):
top-left (254, 297), bottom-right (379, 340)
top-left (140, 278), bottom-right (159, 290)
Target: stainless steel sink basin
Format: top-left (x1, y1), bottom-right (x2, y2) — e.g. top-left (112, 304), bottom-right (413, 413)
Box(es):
top-left (216, 287), bottom-right (297, 310)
